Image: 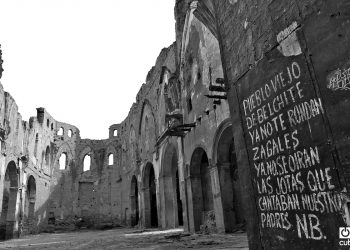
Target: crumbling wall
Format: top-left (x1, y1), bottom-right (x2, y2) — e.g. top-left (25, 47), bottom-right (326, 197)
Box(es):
top-left (192, 0), bottom-right (350, 249)
top-left (116, 43), bottom-right (177, 227)
top-left (175, 5), bottom-right (235, 233)
top-left (0, 82), bottom-right (60, 237)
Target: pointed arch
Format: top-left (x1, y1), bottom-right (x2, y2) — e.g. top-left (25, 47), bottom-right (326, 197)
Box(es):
top-left (159, 142), bottom-right (183, 229)
top-left (0, 161), bottom-right (19, 240)
top-left (212, 119), bottom-right (245, 231)
top-left (142, 162), bottom-right (158, 228)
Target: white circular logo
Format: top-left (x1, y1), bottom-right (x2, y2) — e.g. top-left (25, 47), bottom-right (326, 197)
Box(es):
top-left (341, 228), bottom-right (350, 238)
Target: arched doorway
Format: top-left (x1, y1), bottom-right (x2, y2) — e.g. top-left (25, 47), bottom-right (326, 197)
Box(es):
top-left (216, 123), bottom-right (245, 231)
top-left (0, 161), bottom-right (18, 240)
top-left (130, 175), bottom-right (139, 227)
top-left (143, 163), bottom-right (158, 228)
top-left (25, 176), bottom-right (36, 220)
top-left (160, 144), bottom-right (183, 228)
top-left (190, 148), bottom-right (213, 231)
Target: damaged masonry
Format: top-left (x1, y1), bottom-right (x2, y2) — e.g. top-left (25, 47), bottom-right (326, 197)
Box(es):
top-left (0, 0), bottom-right (350, 249)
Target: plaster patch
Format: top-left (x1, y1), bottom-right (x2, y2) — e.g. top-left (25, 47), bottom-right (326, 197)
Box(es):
top-left (244, 18), bottom-right (248, 29)
top-left (327, 64), bottom-right (350, 91)
top-left (277, 22), bottom-right (302, 57)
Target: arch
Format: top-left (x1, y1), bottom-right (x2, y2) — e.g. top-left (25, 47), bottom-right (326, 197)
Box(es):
top-left (138, 101), bottom-right (157, 159)
top-left (67, 129), bottom-right (73, 138)
top-left (0, 161), bottom-right (18, 240)
top-left (214, 121), bottom-right (245, 230)
top-left (34, 134), bottom-right (39, 157)
top-left (45, 146), bottom-right (50, 167)
top-left (138, 99), bottom-right (156, 136)
top-left (25, 176), bottom-right (36, 220)
top-left (189, 147), bottom-right (213, 231)
top-left (105, 144), bottom-right (117, 167)
top-left (142, 162), bottom-right (158, 228)
top-left (159, 142), bottom-right (183, 228)
top-left (54, 142), bottom-right (74, 174)
top-left (130, 175), bottom-right (139, 226)
top-left (129, 126), bottom-right (138, 167)
top-left (79, 146), bottom-right (93, 173)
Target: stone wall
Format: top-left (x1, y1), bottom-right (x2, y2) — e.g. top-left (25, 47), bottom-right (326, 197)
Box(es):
top-left (194, 0), bottom-right (350, 249)
top-left (0, 1), bottom-right (348, 249)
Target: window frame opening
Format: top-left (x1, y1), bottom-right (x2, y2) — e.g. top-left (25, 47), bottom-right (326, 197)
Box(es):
top-left (59, 153), bottom-right (67, 170)
top-left (83, 154), bottom-right (91, 172)
top-left (108, 153), bottom-right (114, 165)
top-left (57, 127), bottom-right (64, 136)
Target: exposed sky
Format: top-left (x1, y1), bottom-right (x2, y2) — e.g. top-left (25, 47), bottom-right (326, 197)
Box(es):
top-left (0, 0), bottom-right (176, 139)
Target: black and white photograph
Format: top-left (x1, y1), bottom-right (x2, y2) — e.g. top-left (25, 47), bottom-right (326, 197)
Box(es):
top-left (0, 0), bottom-right (349, 249)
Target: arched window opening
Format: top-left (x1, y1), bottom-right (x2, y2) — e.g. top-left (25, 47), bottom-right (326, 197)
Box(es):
top-left (59, 153), bottom-right (67, 170)
top-left (41, 151), bottom-right (45, 169)
top-left (45, 146), bottom-right (50, 167)
top-left (0, 162), bottom-right (18, 240)
top-left (68, 129), bottom-right (73, 138)
top-left (108, 154), bottom-right (114, 165)
top-left (46, 119), bottom-right (50, 128)
top-left (57, 127), bottom-right (64, 136)
top-left (83, 155), bottom-right (91, 172)
top-left (113, 130), bottom-right (118, 137)
top-left (34, 134), bottom-right (39, 157)
top-left (51, 123), bottom-right (54, 131)
top-left (25, 176), bottom-right (36, 220)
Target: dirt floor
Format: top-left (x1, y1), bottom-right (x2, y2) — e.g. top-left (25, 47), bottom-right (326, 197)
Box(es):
top-left (0, 228), bottom-right (248, 249)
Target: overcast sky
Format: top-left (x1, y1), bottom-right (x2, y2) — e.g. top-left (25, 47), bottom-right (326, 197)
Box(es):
top-left (0, 0), bottom-right (175, 139)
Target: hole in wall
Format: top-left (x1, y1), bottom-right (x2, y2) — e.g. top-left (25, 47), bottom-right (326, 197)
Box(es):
top-left (59, 153), bottom-right (67, 170)
top-left (108, 154), bottom-right (114, 165)
top-left (83, 154), bottom-right (91, 172)
top-left (57, 127), bottom-right (64, 136)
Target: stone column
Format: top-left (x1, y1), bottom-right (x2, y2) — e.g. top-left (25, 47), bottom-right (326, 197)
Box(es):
top-left (141, 186), bottom-right (150, 228)
top-left (129, 193), bottom-right (136, 227)
top-left (158, 175), bottom-right (166, 229)
top-left (155, 178), bottom-right (161, 228)
top-left (6, 187), bottom-right (19, 239)
top-left (185, 167), bottom-right (195, 232)
top-left (209, 163), bottom-right (225, 232)
top-left (219, 162), bottom-right (236, 231)
top-left (188, 173), bottom-right (203, 232)
top-left (162, 175), bottom-right (176, 229)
